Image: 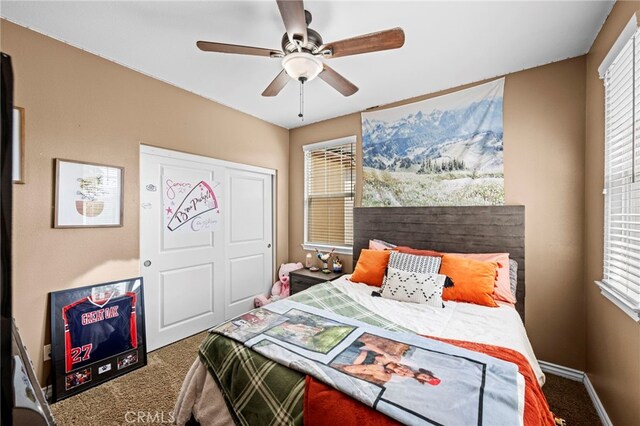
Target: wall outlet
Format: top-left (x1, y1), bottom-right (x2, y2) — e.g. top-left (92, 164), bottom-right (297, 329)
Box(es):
top-left (43, 344), bottom-right (51, 361)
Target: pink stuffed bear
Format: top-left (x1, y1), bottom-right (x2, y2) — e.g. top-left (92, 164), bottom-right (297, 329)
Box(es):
top-left (254, 262), bottom-right (303, 307)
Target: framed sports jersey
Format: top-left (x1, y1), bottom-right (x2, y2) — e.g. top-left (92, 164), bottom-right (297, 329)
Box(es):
top-left (49, 277), bottom-right (147, 401)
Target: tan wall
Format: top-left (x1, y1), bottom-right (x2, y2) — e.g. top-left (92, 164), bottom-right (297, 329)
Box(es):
top-left (290, 113), bottom-right (362, 273)
top-left (290, 57), bottom-right (588, 370)
top-left (1, 20), bottom-right (290, 382)
top-left (585, 2), bottom-right (640, 425)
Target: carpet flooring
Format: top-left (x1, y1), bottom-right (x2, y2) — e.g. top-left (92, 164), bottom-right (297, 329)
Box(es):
top-left (50, 333), bottom-right (602, 425)
top-left (50, 332), bottom-right (206, 426)
top-left (544, 373), bottom-right (602, 425)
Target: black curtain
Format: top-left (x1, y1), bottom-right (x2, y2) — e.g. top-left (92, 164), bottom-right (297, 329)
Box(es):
top-left (0, 51), bottom-right (14, 426)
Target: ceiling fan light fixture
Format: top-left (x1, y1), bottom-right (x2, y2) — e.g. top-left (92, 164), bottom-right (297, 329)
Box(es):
top-left (281, 52), bottom-right (323, 82)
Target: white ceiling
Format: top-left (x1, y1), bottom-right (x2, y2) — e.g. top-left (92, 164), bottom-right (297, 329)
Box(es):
top-left (1, 1), bottom-right (614, 129)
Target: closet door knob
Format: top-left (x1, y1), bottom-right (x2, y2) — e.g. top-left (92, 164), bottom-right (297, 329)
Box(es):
top-left (267, 244), bottom-right (272, 248)
top-left (144, 260), bottom-right (152, 267)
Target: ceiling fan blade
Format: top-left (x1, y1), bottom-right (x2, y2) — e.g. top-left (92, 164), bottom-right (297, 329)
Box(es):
top-left (319, 27), bottom-right (405, 58)
top-left (262, 70), bottom-right (291, 97)
top-left (276, 0), bottom-right (308, 46)
top-left (197, 41), bottom-right (283, 58)
top-left (318, 64), bottom-right (359, 97)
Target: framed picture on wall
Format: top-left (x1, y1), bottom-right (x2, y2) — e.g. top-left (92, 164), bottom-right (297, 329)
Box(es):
top-left (49, 277), bottom-right (147, 402)
top-left (12, 106), bottom-right (25, 184)
top-left (54, 159), bottom-right (124, 228)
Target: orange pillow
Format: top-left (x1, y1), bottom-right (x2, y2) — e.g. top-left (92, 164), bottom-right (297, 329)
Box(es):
top-left (350, 249), bottom-right (391, 287)
top-left (440, 254), bottom-right (499, 307)
top-left (447, 253), bottom-right (515, 305)
top-left (396, 246), bottom-right (444, 257)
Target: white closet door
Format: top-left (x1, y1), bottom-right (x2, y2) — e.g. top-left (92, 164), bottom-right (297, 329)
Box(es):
top-left (140, 146), bottom-right (275, 351)
top-left (224, 167), bottom-right (274, 319)
top-left (140, 151), bottom-right (225, 351)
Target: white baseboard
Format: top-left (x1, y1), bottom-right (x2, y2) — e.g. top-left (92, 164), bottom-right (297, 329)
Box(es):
top-left (539, 361), bottom-right (612, 426)
top-left (583, 373), bottom-right (613, 426)
top-left (538, 360), bottom-right (584, 381)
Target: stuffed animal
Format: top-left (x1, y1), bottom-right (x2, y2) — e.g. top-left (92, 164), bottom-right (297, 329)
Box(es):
top-left (254, 262), bottom-right (303, 307)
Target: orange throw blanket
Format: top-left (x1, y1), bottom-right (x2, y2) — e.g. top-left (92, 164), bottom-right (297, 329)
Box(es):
top-left (304, 336), bottom-right (555, 426)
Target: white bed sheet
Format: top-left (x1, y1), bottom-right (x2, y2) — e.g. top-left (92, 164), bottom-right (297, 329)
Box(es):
top-left (332, 275), bottom-right (545, 387)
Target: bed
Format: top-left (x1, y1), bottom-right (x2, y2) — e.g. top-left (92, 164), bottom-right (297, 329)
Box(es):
top-left (174, 206), bottom-right (553, 426)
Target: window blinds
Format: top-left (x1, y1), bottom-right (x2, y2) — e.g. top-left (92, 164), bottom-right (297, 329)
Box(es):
top-left (602, 28), bottom-right (640, 311)
top-left (304, 139), bottom-right (355, 249)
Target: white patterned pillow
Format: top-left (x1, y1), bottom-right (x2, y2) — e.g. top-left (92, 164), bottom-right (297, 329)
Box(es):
top-left (380, 267), bottom-right (447, 308)
top-left (387, 251), bottom-right (441, 273)
top-left (382, 251), bottom-right (441, 289)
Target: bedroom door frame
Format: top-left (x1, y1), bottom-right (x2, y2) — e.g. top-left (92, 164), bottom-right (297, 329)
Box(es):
top-left (139, 144), bottom-right (277, 351)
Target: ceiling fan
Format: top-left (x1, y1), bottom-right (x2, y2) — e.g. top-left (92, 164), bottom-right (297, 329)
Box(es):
top-left (196, 0), bottom-right (405, 99)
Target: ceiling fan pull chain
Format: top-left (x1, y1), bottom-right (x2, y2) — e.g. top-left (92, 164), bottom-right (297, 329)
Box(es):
top-left (298, 78), bottom-right (305, 120)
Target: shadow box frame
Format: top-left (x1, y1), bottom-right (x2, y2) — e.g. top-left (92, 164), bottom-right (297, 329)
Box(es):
top-left (49, 277), bottom-right (147, 402)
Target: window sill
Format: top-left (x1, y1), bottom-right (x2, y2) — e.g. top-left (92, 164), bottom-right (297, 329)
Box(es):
top-left (301, 243), bottom-right (353, 256)
top-left (595, 281), bottom-right (640, 322)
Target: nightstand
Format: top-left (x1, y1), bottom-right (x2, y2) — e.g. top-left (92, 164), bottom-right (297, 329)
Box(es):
top-left (289, 268), bottom-right (345, 295)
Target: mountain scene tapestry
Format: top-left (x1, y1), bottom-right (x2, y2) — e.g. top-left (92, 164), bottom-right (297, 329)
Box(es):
top-left (361, 78), bottom-right (504, 206)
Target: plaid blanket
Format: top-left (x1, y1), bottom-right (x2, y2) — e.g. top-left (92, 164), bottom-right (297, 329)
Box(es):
top-left (199, 334), bottom-right (305, 426)
top-left (199, 282), bottom-right (408, 425)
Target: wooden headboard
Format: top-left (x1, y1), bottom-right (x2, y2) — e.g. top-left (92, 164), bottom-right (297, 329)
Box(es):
top-left (353, 206), bottom-right (526, 321)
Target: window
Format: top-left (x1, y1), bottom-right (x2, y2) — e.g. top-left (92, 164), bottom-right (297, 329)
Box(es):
top-left (598, 21), bottom-right (640, 321)
top-left (303, 136), bottom-right (356, 255)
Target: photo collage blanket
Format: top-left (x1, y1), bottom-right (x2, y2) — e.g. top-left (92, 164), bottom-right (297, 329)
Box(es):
top-left (212, 299), bottom-right (520, 425)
